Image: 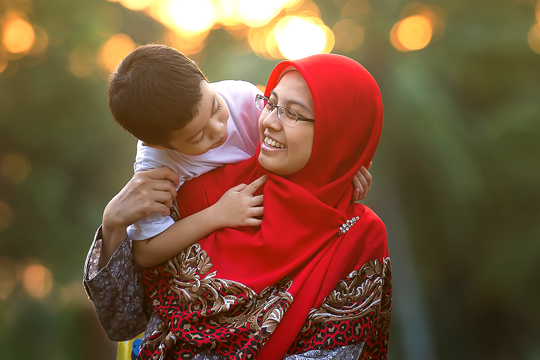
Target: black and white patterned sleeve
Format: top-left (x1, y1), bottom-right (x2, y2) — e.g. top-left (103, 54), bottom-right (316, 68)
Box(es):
top-left (83, 226), bottom-right (152, 341)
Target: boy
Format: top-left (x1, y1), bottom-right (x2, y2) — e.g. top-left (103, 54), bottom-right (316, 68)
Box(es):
top-left (109, 44), bottom-right (265, 268)
top-left (108, 44), bottom-right (370, 268)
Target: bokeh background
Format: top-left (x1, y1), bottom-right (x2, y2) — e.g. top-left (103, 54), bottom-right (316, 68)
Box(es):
top-left (0, 0), bottom-right (539, 358)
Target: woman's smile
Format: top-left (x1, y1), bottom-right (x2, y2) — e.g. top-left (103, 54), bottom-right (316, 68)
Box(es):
top-left (262, 135), bottom-right (287, 149)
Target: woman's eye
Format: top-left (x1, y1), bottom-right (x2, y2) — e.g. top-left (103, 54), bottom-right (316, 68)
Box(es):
top-left (265, 102), bottom-right (274, 110)
top-left (285, 109), bottom-right (297, 119)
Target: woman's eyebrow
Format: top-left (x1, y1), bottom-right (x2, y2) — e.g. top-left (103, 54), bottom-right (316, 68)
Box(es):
top-left (270, 90), bottom-right (311, 114)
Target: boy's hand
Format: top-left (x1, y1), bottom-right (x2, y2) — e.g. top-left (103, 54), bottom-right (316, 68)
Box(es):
top-left (352, 162), bottom-right (372, 202)
top-left (212, 175), bottom-right (267, 228)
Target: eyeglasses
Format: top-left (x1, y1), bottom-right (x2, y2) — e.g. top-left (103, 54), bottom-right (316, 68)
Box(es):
top-left (255, 94), bottom-right (315, 126)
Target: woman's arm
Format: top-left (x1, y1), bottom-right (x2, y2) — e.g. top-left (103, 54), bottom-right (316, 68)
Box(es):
top-left (100, 167), bottom-right (179, 267)
top-left (83, 167), bottom-right (179, 340)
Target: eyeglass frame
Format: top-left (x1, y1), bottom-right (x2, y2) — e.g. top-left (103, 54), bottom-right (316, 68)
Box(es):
top-left (255, 94), bottom-right (315, 126)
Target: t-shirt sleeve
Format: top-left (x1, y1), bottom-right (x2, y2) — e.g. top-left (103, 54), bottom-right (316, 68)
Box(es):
top-left (216, 80), bottom-right (262, 151)
top-left (127, 142), bottom-right (186, 240)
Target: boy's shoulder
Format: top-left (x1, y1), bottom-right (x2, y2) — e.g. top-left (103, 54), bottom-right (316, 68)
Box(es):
top-left (210, 80), bottom-right (262, 96)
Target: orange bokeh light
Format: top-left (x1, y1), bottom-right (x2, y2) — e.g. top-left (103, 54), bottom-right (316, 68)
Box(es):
top-left (528, 23), bottom-right (540, 54)
top-left (391, 15), bottom-right (432, 52)
top-left (99, 34), bottom-right (136, 72)
top-left (332, 18), bottom-right (363, 53)
top-left (2, 16), bottom-right (35, 54)
top-left (22, 263), bottom-right (53, 299)
top-left (0, 152), bottom-right (31, 183)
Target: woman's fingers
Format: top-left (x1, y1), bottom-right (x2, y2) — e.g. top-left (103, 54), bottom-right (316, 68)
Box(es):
top-left (251, 194), bottom-right (264, 206)
top-left (146, 166), bottom-right (180, 187)
top-left (243, 175), bottom-right (267, 195)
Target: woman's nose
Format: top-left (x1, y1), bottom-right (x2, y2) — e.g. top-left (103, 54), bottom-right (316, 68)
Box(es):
top-left (262, 108), bottom-right (282, 130)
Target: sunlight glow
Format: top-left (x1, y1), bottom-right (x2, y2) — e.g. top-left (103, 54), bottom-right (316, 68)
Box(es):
top-left (2, 16), bottom-right (35, 54)
top-left (166, 0), bottom-right (217, 34)
top-left (99, 34), bottom-right (136, 72)
top-left (274, 16), bottom-right (328, 59)
top-left (118, 0), bottom-right (154, 11)
top-left (238, 0), bottom-right (285, 28)
top-left (22, 263), bottom-right (53, 299)
top-left (528, 23), bottom-right (540, 54)
top-left (0, 58), bottom-right (7, 74)
top-left (391, 15), bottom-right (432, 52)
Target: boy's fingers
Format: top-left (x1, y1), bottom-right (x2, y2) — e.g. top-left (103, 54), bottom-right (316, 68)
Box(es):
top-left (352, 188), bottom-right (360, 202)
top-left (230, 183), bottom-right (248, 192)
top-left (243, 175), bottom-right (267, 195)
top-left (245, 218), bottom-right (263, 227)
top-left (360, 166), bottom-right (372, 185)
top-left (250, 206), bottom-right (264, 217)
top-left (251, 194), bottom-right (263, 206)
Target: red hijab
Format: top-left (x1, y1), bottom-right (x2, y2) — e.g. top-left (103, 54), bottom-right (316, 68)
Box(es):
top-left (141, 54), bottom-right (386, 359)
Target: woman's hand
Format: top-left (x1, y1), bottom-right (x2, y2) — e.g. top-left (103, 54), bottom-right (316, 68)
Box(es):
top-left (210, 175), bottom-right (267, 228)
top-left (100, 166), bottom-right (179, 268)
top-left (351, 162), bottom-right (372, 202)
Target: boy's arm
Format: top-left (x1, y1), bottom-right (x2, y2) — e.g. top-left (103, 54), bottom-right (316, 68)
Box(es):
top-left (133, 175), bottom-right (267, 268)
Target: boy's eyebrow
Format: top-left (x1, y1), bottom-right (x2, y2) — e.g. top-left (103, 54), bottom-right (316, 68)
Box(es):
top-left (185, 93), bottom-right (216, 142)
top-left (269, 90), bottom-right (311, 114)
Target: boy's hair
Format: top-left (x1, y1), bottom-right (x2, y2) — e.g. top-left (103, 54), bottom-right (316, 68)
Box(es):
top-left (108, 44), bottom-right (208, 146)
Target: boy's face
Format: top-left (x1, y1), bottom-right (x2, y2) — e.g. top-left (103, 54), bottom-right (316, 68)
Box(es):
top-left (146, 80), bottom-right (230, 156)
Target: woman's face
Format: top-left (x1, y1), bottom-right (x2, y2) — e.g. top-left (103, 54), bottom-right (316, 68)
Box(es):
top-left (258, 71), bottom-right (315, 176)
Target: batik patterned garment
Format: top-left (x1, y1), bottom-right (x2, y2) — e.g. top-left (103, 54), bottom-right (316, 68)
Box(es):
top-left (139, 244), bottom-right (391, 359)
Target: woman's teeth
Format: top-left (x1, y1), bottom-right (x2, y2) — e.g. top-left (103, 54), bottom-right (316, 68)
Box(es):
top-left (264, 137), bottom-right (286, 149)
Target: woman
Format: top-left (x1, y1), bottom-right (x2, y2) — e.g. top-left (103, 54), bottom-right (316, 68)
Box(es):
top-left (84, 54), bottom-right (390, 359)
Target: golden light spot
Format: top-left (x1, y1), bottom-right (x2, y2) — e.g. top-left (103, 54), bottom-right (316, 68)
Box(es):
top-left (391, 15), bottom-right (432, 52)
top-left (1, 152), bottom-right (31, 183)
top-left (0, 258), bottom-right (16, 300)
top-left (332, 19), bottom-right (363, 52)
top-left (274, 16), bottom-right (327, 59)
top-left (99, 34), bottom-right (136, 72)
top-left (215, 0), bottom-right (242, 26)
top-left (69, 46), bottom-right (96, 77)
top-left (248, 26), bottom-right (274, 59)
top-left (0, 57), bottom-right (7, 74)
top-left (166, 0), bottom-right (217, 34)
top-left (0, 201), bottom-right (13, 232)
top-left (26, 26), bottom-right (49, 57)
top-left (528, 23), bottom-right (540, 54)
top-left (238, 0), bottom-right (284, 28)
top-left (118, 0), bottom-right (153, 11)
top-left (340, 0), bottom-right (371, 19)
top-left (166, 31), bottom-right (207, 55)
top-left (266, 29), bottom-right (283, 59)
top-left (22, 263), bottom-right (53, 299)
top-left (2, 16), bottom-right (35, 54)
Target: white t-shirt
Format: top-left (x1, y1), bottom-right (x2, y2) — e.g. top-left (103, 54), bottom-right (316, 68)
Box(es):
top-left (127, 80), bottom-right (262, 240)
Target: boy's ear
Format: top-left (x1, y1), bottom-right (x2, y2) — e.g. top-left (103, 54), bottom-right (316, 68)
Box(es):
top-left (142, 142), bottom-right (167, 150)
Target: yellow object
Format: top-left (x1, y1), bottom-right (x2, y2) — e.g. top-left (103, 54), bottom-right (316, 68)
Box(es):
top-left (117, 333), bottom-right (143, 360)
